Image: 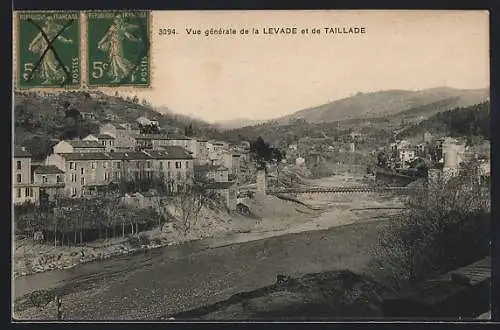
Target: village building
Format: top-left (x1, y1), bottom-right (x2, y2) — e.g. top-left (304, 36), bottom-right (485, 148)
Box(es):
top-left (442, 137), bottom-right (466, 177)
top-left (194, 164), bottom-right (236, 211)
top-left (136, 116), bottom-right (152, 126)
top-left (221, 151), bottom-right (241, 179)
top-left (134, 134), bottom-right (171, 150)
top-left (32, 165), bottom-right (65, 202)
top-left (45, 146), bottom-right (194, 198)
top-left (104, 113), bottom-right (121, 122)
top-left (80, 112), bottom-right (97, 121)
top-left (83, 134), bottom-right (116, 152)
top-left (194, 164), bottom-right (229, 182)
top-left (53, 140), bottom-right (106, 154)
top-left (349, 131), bottom-right (365, 142)
top-left (195, 138), bottom-right (210, 165)
top-left (99, 122), bottom-right (139, 151)
top-left (422, 130), bottom-right (433, 143)
top-left (13, 147), bottom-right (39, 205)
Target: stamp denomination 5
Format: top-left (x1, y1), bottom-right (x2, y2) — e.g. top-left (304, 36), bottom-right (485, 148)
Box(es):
top-left (16, 11), bottom-right (81, 89)
top-left (86, 10), bottom-right (151, 88)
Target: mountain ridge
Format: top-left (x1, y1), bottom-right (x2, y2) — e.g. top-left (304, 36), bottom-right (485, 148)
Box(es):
top-left (273, 87), bottom-right (489, 125)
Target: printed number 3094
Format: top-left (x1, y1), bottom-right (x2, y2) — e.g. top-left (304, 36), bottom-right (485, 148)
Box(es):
top-left (159, 28), bottom-right (176, 36)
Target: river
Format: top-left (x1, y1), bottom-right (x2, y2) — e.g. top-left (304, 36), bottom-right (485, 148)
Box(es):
top-left (14, 217), bottom-right (388, 320)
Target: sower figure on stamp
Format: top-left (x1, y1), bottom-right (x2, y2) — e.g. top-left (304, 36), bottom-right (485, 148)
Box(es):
top-left (28, 20), bottom-right (73, 85)
top-left (97, 16), bottom-right (142, 83)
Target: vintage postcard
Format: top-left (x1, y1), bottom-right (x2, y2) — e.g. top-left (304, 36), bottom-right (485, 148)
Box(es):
top-left (12, 10), bottom-right (491, 321)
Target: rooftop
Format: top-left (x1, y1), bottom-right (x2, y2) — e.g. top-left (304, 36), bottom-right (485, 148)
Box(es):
top-left (96, 134), bottom-right (115, 140)
top-left (134, 134), bottom-right (170, 140)
top-left (32, 165), bottom-right (65, 175)
top-left (14, 147), bottom-right (31, 158)
top-left (66, 140), bottom-right (106, 149)
top-left (167, 132), bottom-right (191, 140)
top-left (58, 147), bottom-right (193, 161)
top-left (194, 164), bottom-right (228, 172)
top-left (142, 147), bottom-right (194, 160)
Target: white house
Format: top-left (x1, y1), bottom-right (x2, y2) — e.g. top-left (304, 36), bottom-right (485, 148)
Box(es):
top-left (136, 116), bottom-right (151, 126)
top-left (53, 140), bottom-right (106, 154)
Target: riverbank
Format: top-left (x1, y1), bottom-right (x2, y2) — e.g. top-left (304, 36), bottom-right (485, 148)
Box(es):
top-left (13, 206), bottom-right (253, 279)
top-left (14, 217), bottom-right (390, 320)
top-left (14, 187), bottom-right (404, 281)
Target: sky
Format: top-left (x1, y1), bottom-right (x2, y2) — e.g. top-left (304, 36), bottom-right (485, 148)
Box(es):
top-left (119, 10), bottom-right (489, 123)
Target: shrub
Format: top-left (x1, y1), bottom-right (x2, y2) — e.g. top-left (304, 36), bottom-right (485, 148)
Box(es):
top-left (138, 233), bottom-right (151, 246)
top-left (369, 162), bottom-right (490, 290)
top-left (151, 237), bottom-right (163, 246)
top-left (127, 235), bottom-right (141, 248)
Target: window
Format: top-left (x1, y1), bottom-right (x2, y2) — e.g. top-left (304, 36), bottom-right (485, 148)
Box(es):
top-left (81, 177), bottom-right (85, 185)
top-left (56, 175), bottom-right (62, 183)
top-left (16, 161), bottom-right (21, 170)
top-left (167, 171), bottom-right (171, 179)
top-left (72, 187), bottom-right (77, 196)
top-left (42, 175), bottom-right (47, 183)
top-left (167, 161), bottom-right (171, 169)
top-left (29, 187), bottom-right (33, 197)
top-left (81, 168), bottom-right (84, 175)
top-left (91, 162), bottom-right (96, 169)
top-left (25, 187), bottom-right (29, 197)
top-left (116, 162), bottom-right (121, 169)
top-left (71, 173), bottom-right (77, 182)
top-left (185, 161), bottom-right (189, 169)
top-left (159, 161), bottom-right (163, 169)
top-left (16, 188), bottom-right (21, 198)
top-left (177, 172), bottom-right (181, 180)
top-left (147, 161), bottom-right (151, 168)
top-left (16, 174), bottom-right (21, 183)
top-left (175, 162), bottom-right (181, 169)
top-left (69, 162), bottom-right (75, 170)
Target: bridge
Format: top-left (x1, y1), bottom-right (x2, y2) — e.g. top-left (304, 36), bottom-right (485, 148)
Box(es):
top-left (264, 185), bottom-right (422, 195)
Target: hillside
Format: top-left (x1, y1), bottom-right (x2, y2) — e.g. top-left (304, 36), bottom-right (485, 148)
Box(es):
top-left (13, 90), bottom-right (218, 161)
top-left (397, 101), bottom-right (490, 140)
top-left (275, 87), bottom-right (489, 124)
top-left (213, 118), bottom-right (269, 130)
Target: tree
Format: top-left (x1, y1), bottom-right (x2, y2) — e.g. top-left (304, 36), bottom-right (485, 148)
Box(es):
top-left (250, 136), bottom-right (276, 169)
top-left (370, 160), bottom-right (490, 289)
top-left (376, 151), bottom-right (388, 167)
top-left (184, 124), bottom-right (195, 137)
top-left (170, 173), bottom-right (219, 234)
top-left (139, 123), bottom-right (160, 135)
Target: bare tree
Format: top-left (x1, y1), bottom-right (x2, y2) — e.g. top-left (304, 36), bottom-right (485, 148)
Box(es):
top-left (170, 172), bottom-right (218, 234)
top-left (370, 159), bottom-right (490, 288)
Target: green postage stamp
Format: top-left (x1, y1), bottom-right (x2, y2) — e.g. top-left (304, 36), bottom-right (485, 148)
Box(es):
top-left (86, 11), bottom-right (151, 88)
top-left (16, 11), bottom-right (81, 89)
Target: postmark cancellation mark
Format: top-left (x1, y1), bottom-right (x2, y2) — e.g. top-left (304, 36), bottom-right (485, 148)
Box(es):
top-left (16, 11), bottom-right (81, 89)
